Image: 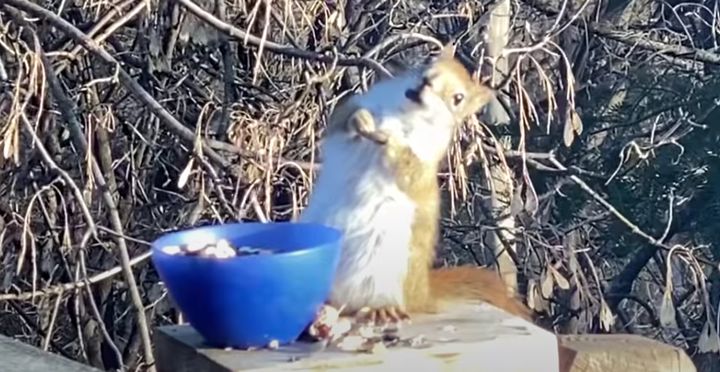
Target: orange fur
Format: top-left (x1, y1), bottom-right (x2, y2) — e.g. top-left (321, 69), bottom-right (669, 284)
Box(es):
top-left (427, 266), bottom-right (534, 320)
top-left (385, 50), bottom-right (578, 371)
top-left (380, 140), bottom-right (439, 313)
top-left (398, 53), bottom-right (511, 316)
top-left (378, 47), bottom-right (497, 316)
top-left (430, 266), bottom-right (578, 371)
top-left (390, 51), bottom-right (575, 369)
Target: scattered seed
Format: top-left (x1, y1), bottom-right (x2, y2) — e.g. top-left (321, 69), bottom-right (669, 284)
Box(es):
top-left (369, 342), bottom-right (387, 354)
top-left (408, 334), bottom-right (427, 348)
top-left (160, 238), bottom-right (280, 260)
top-left (337, 335), bottom-right (365, 351)
top-left (332, 318), bottom-right (353, 339)
top-left (358, 325), bottom-right (376, 339)
top-left (440, 325), bottom-right (456, 332)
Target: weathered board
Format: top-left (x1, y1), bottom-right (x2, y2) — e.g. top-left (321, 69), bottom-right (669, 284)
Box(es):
top-left (0, 333), bottom-right (101, 372)
top-left (155, 302), bottom-right (561, 372)
top-left (155, 300), bottom-right (701, 372)
top-left (559, 333), bottom-right (697, 372)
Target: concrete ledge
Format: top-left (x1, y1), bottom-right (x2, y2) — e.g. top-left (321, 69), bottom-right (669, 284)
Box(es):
top-left (0, 333), bottom-right (101, 372)
top-left (155, 302), bottom-right (561, 372)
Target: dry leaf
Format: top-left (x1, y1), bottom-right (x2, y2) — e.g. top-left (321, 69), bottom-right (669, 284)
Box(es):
top-left (327, 9), bottom-right (345, 33)
top-left (550, 266), bottom-right (571, 290)
top-left (527, 280), bottom-right (537, 311)
top-left (458, 1), bottom-right (474, 22)
top-left (659, 286), bottom-right (677, 328)
top-left (2, 136), bottom-right (12, 159)
top-left (568, 254), bottom-right (579, 276)
top-left (571, 109), bottom-right (583, 135)
top-left (599, 299), bottom-right (614, 332)
top-left (523, 177), bottom-right (539, 216)
top-left (563, 108), bottom-right (583, 147)
top-left (510, 185), bottom-right (524, 217)
top-left (563, 114), bottom-right (575, 147)
top-left (586, 130), bottom-right (608, 150)
top-left (528, 280), bottom-right (549, 312)
top-left (177, 158), bottom-right (194, 190)
top-left (698, 320), bottom-right (720, 353)
top-left (540, 266), bottom-right (554, 298)
top-left (607, 88), bottom-right (627, 111)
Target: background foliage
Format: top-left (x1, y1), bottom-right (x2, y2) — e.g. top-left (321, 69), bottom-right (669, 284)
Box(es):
top-left (1, 0), bottom-right (719, 370)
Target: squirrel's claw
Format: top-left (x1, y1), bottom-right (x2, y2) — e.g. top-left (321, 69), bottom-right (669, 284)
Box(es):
top-left (357, 306), bottom-right (410, 326)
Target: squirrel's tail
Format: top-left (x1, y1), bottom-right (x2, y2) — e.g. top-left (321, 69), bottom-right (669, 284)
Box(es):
top-left (428, 265), bottom-right (534, 321)
top-left (429, 266), bottom-right (578, 372)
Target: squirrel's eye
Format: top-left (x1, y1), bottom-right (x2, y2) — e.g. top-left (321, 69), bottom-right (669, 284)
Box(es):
top-left (453, 93), bottom-right (465, 106)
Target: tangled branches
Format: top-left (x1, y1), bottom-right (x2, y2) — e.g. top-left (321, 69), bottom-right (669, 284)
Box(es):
top-left (1, 0), bottom-right (720, 370)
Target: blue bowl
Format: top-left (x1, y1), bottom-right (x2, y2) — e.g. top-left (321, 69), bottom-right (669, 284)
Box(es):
top-left (150, 222), bottom-right (343, 349)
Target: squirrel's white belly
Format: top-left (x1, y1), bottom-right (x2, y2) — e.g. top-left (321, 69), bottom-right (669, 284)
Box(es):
top-left (299, 136), bottom-right (414, 312)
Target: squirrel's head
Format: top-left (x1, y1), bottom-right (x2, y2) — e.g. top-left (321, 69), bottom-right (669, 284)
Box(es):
top-left (405, 44), bottom-right (495, 126)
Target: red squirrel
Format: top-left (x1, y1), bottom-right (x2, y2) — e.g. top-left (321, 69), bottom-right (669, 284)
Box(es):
top-left (300, 44), bottom-right (578, 371)
top-left (299, 44), bottom-right (535, 324)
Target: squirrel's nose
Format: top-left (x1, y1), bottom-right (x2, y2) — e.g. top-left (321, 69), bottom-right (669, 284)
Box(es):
top-left (404, 87), bottom-right (422, 103)
top-left (406, 74), bottom-right (433, 103)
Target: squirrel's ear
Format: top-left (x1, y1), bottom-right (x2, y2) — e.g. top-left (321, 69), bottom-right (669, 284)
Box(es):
top-left (467, 84), bottom-right (496, 116)
top-left (438, 43), bottom-right (456, 60)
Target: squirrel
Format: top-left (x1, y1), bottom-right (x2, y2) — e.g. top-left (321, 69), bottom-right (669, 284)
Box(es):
top-left (300, 45), bottom-right (579, 372)
top-left (299, 45), bottom-right (532, 325)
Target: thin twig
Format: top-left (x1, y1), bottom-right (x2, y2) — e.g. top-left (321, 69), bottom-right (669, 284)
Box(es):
top-left (0, 251), bottom-right (152, 301)
top-left (524, 0), bottom-right (720, 65)
top-left (42, 290), bottom-right (63, 351)
top-left (176, 0), bottom-right (391, 76)
top-left (3, 0), bottom-right (232, 171)
top-left (80, 250), bottom-right (125, 370)
top-left (24, 39), bottom-right (156, 369)
top-left (547, 156), bottom-right (713, 266)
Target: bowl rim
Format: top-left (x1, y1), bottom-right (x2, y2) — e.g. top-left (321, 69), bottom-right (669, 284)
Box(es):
top-left (150, 221), bottom-right (343, 261)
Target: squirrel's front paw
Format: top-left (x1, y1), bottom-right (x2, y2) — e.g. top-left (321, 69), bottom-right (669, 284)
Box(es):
top-left (351, 109), bottom-right (389, 145)
top-left (355, 305), bottom-right (410, 326)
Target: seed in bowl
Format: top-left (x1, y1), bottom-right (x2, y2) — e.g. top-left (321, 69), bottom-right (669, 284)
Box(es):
top-left (161, 245), bottom-right (183, 255)
top-left (160, 238), bottom-right (238, 259)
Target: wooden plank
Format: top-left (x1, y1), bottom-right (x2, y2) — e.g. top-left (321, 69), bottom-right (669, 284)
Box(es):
top-left (0, 334), bottom-right (101, 372)
top-left (155, 302), bottom-right (561, 372)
